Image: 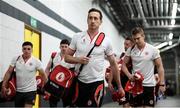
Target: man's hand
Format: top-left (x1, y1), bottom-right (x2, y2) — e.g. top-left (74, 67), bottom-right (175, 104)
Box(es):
top-left (128, 74), bottom-right (135, 81)
top-left (108, 82), bottom-right (114, 92)
top-left (117, 87), bottom-right (125, 98)
top-left (1, 85), bottom-right (9, 98)
top-left (159, 85), bottom-right (166, 93)
top-left (77, 56), bottom-right (90, 64)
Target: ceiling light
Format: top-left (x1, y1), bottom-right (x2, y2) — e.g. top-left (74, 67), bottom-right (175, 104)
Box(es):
top-left (172, 3), bottom-right (178, 18)
top-left (168, 33), bottom-right (173, 40)
top-left (155, 42), bottom-right (168, 49)
top-left (171, 19), bottom-right (176, 25)
top-left (178, 7), bottom-right (180, 12)
top-left (168, 41), bottom-right (173, 45)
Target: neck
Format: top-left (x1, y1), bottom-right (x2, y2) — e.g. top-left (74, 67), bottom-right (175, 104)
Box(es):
top-left (60, 52), bottom-right (65, 57)
top-left (137, 42), bottom-right (146, 50)
top-left (87, 29), bottom-right (99, 38)
top-left (22, 54), bottom-right (31, 60)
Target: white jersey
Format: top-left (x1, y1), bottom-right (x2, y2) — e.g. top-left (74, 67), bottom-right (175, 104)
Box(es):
top-left (126, 43), bottom-right (160, 86)
top-left (49, 52), bottom-right (74, 69)
top-left (10, 55), bottom-right (43, 92)
top-left (69, 31), bottom-right (114, 83)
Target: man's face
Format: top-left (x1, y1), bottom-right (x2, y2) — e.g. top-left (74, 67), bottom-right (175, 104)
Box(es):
top-left (132, 33), bottom-right (145, 47)
top-left (87, 11), bottom-right (102, 30)
top-left (60, 44), bottom-right (69, 54)
top-left (124, 40), bottom-right (133, 51)
top-left (22, 45), bottom-right (32, 56)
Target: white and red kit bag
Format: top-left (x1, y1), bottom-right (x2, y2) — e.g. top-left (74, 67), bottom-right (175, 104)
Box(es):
top-left (44, 65), bottom-right (76, 98)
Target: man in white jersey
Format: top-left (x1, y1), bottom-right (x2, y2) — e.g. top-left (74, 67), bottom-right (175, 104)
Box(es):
top-left (1, 41), bottom-right (47, 107)
top-left (65, 8), bottom-right (124, 107)
top-left (122, 27), bottom-right (166, 107)
top-left (45, 39), bottom-right (73, 107)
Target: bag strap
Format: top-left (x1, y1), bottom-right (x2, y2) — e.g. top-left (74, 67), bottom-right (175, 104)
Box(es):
top-left (50, 52), bottom-right (57, 70)
top-left (78, 32), bottom-right (105, 73)
top-left (9, 56), bottom-right (20, 80)
top-left (14, 56), bottom-right (20, 68)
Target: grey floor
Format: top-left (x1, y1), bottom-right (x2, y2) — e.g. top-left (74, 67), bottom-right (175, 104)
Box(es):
top-left (102, 96), bottom-right (180, 107)
top-left (0, 95), bottom-right (180, 107)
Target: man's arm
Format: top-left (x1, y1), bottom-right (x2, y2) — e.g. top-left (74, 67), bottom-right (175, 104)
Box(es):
top-left (107, 55), bottom-right (121, 89)
top-left (122, 56), bottom-right (134, 81)
top-left (38, 69), bottom-right (48, 86)
top-left (1, 65), bottom-right (14, 97)
top-left (154, 57), bottom-right (166, 92)
top-left (45, 61), bottom-right (52, 76)
top-left (65, 48), bottom-right (89, 64)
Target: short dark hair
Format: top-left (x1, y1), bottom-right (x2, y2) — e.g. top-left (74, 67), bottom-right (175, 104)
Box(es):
top-left (125, 37), bottom-right (134, 43)
top-left (22, 41), bottom-right (33, 48)
top-left (60, 39), bottom-right (70, 45)
top-left (88, 8), bottom-right (103, 20)
top-left (131, 27), bottom-right (144, 36)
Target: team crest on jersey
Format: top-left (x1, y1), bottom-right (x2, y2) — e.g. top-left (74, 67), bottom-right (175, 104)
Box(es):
top-left (149, 99), bottom-right (154, 105)
top-left (145, 52), bottom-right (149, 55)
top-left (29, 62), bottom-right (33, 66)
top-left (56, 72), bottom-right (65, 82)
top-left (87, 100), bottom-right (92, 106)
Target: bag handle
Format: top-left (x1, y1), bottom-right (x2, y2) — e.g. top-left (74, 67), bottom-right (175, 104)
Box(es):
top-left (78, 32), bottom-right (105, 73)
top-left (50, 52), bottom-right (57, 70)
top-left (9, 56), bottom-right (20, 80)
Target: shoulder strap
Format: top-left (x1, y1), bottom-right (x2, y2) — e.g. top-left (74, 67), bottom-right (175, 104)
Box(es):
top-left (51, 52), bottom-right (57, 69)
top-left (78, 32), bottom-right (105, 73)
top-left (10, 55), bottom-right (20, 80)
top-left (15, 55), bottom-right (20, 67)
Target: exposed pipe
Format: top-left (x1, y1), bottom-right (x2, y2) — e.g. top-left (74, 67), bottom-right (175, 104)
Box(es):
top-left (147, 0), bottom-right (155, 25)
top-left (160, 0), bottom-right (164, 25)
top-left (154, 0), bottom-right (160, 26)
top-left (141, 0), bottom-right (149, 16)
top-left (131, 16), bottom-right (180, 20)
top-left (126, 0), bottom-right (134, 18)
top-left (159, 0), bottom-right (163, 16)
top-left (164, 0), bottom-right (169, 25)
top-left (135, 0), bottom-right (149, 27)
top-left (147, 25), bottom-right (180, 29)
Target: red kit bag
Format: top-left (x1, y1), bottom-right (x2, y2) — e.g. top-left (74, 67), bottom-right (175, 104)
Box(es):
top-left (44, 65), bottom-right (76, 98)
top-left (6, 72), bottom-right (16, 100)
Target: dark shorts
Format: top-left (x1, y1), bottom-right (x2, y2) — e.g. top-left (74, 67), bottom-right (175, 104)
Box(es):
top-left (130, 86), bottom-right (155, 107)
top-left (15, 91), bottom-right (36, 107)
top-left (74, 80), bottom-right (104, 107)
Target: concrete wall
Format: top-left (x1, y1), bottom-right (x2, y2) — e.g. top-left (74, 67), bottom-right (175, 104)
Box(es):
top-left (0, 13), bottom-right (24, 80)
top-left (0, 0), bottom-right (125, 81)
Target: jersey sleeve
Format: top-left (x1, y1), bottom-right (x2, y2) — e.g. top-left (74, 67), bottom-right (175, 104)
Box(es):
top-left (36, 59), bottom-right (43, 70)
top-left (152, 48), bottom-right (160, 60)
top-left (105, 38), bottom-right (114, 56)
top-left (10, 56), bottom-right (19, 67)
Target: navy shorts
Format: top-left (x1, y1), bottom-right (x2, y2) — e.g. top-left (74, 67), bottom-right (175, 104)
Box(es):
top-left (130, 86), bottom-right (155, 107)
top-left (73, 80), bottom-right (104, 107)
top-left (15, 91), bottom-right (36, 107)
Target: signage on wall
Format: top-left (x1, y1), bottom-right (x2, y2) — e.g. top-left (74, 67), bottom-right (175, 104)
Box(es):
top-left (30, 17), bottom-right (37, 28)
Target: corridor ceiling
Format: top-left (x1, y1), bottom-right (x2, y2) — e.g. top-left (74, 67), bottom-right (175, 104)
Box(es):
top-left (99, 0), bottom-right (180, 52)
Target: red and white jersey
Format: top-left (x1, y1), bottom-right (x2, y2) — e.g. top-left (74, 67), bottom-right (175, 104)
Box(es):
top-left (69, 31), bottom-right (114, 83)
top-left (126, 43), bottom-right (160, 86)
top-left (10, 55), bottom-right (43, 92)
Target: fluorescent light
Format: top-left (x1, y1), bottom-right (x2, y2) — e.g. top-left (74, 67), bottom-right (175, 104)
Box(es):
top-left (168, 33), bottom-right (173, 40)
top-left (168, 41), bottom-right (173, 45)
top-left (155, 42), bottom-right (168, 49)
top-left (171, 19), bottom-right (176, 25)
top-left (172, 3), bottom-right (178, 18)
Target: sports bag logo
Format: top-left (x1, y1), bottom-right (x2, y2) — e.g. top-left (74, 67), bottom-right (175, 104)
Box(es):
top-left (56, 72), bottom-right (65, 82)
